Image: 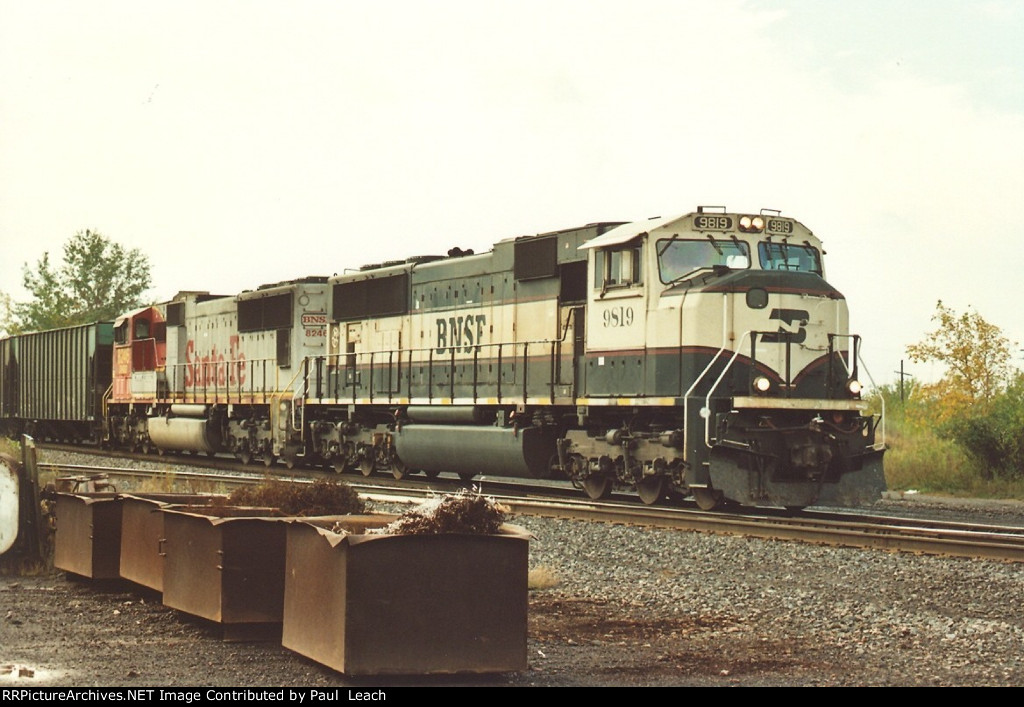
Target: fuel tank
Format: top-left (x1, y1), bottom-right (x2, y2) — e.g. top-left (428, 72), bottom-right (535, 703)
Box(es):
top-left (392, 424), bottom-right (557, 479)
top-left (147, 416), bottom-right (222, 453)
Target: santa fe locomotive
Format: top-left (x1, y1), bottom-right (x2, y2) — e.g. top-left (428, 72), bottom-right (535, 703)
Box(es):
top-left (0, 207), bottom-right (886, 509)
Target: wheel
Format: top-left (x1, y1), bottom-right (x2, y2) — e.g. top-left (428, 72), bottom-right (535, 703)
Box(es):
top-left (581, 475), bottom-right (612, 500)
top-left (423, 470), bottom-right (441, 479)
top-left (285, 458), bottom-right (297, 470)
top-left (359, 458), bottom-right (375, 477)
top-left (331, 458), bottom-right (347, 474)
top-left (636, 476), bottom-right (666, 506)
top-left (692, 488), bottom-right (723, 511)
top-left (262, 454), bottom-right (277, 468)
top-left (458, 472), bottom-right (477, 482)
top-left (237, 451), bottom-right (253, 465)
top-left (391, 457), bottom-right (408, 480)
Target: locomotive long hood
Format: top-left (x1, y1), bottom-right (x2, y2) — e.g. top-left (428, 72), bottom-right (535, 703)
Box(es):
top-left (665, 269), bottom-right (845, 299)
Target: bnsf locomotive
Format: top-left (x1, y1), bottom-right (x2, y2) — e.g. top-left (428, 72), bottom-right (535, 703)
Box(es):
top-left (0, 207), bottom-right (886, 509)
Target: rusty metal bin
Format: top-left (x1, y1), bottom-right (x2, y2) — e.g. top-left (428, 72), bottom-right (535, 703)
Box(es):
top-left (281, 515), bottom-right (530, 676)
top-left (160, 506), bottom-right (286, 638)
top-left (118, 494), bottom-right (221, 592)
top-left (54, 492), bottom-right (122, 579)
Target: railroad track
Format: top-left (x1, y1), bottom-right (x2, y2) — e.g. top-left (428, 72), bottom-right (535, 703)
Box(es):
top-left (37, 452), bottom-right (1024, 564)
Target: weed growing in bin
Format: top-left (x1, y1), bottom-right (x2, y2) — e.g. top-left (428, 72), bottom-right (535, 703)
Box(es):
top-left (373, 489), bottom-right (507, 535)
top-left (226, 478), bottom-right (366, 516)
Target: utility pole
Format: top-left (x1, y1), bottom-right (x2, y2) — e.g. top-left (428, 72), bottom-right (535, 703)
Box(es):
top-left (894, 360), bottom-right (912, 402)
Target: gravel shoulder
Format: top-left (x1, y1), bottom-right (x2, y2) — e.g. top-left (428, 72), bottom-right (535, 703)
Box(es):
top-left (3, 492), bottom-right (1024, 688)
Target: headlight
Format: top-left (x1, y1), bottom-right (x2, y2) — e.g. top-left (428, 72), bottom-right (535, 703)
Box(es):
top-left (738, 215), bottom-right (766, 233)
top-left (753, 376), bottom-right (772, 394)
top-left (847, 379), bottom-right (863, 397)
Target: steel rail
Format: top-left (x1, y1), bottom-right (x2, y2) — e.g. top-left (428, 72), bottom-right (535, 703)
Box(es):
top-left (39, 461), bottom-right (1024, 564)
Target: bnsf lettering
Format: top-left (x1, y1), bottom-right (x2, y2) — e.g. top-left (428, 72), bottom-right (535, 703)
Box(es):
top-left (436, 314), bottom-right (487, 354)
top-left (602, 306), bottom-right (634, 328)
top-left (184, 335), bottom-right (247, 388)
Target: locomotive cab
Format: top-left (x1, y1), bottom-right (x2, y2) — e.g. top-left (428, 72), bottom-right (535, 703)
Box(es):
top-left (111, 307), bottom-right (167, 403)
top-left (569, 209), bottom-right (885, 508)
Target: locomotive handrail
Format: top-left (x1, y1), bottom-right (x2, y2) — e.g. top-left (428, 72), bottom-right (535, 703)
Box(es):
top-left (287, 360), bottom-right (310, 441)
top-left (854, 344), bottom-right (886, 449)
top-left (162, 356), bottom-right (282, 405)
top-left (826, 333), bottom-right (886, 448)
top-left (699, 331), bottom-right (884, 451)
top-left (681, 333), bottom-right (751, 463)
top-left (302, 337), bottom-right (566, 407)
top-left (100, 383), bottom-right (113, 440)
top-left (700, 330), bottom-right (756, 451)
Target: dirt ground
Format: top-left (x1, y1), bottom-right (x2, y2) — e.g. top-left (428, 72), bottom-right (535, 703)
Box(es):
top-left (0, 569), bottom-right (854, 688)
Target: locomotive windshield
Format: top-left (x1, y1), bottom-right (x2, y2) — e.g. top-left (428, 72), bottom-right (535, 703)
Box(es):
top-left (657, 238), bottom-right (749, 284)
top-left (757, 241), bottom-right (822, 275)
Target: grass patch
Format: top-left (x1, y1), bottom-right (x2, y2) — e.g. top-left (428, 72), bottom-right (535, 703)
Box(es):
top-left (881, 415), bottom-right (1024, 498)
top-left (0, 437), bottom-right (19, 458)
top-left (528, 565), bottom-right (560, 591)
top-left (0, 557), bottom-right (51, 577)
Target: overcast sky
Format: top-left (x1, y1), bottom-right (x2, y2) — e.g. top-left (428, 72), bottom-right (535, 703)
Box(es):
top-left (2, 1), bottom-right (1022, 386)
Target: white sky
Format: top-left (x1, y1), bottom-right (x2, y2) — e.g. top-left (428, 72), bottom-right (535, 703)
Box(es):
top-left (2, 0), bottom-right (1022, 386)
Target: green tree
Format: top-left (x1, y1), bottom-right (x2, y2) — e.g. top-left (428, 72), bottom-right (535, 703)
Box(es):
top-left (0, 291), bottom-right (14, 336)
top-left (905, 300), bottom-right (1013, 405)
top-left (943, 372), bottom-right (1024, 481)
top-left (11, 230), bottom-right (152, 333)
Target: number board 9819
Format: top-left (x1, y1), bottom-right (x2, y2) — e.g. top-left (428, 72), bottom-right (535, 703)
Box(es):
top-left (766, 218), bottom-right (794, 235)
top-left (693, 215), bottom-right (733, 231)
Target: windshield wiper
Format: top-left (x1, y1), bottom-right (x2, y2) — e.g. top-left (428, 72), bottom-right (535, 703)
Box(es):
top-left (665, 265), bottom-right (724, 288)
top-left (657, 232), bottom-right (680, 257)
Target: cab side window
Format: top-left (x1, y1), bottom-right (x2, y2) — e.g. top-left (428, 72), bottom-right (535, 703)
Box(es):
top-left (595, 243), bottom-right (642, 291)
